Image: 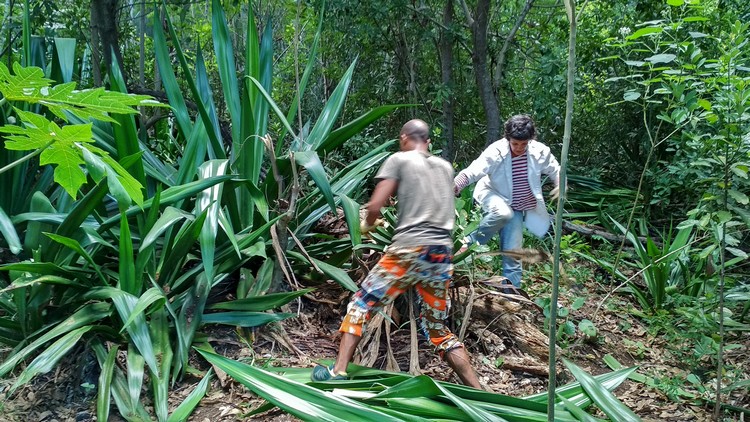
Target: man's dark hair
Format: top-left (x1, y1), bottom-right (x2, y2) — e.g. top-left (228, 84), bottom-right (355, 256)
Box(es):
top-left (504, 114), bottom-right (535, 141)
top-left (401, 119), bottom-right (430, 142)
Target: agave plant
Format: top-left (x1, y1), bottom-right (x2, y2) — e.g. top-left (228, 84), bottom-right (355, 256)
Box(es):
top-left (0, 1), bottom-right (406, 421)
top-left (611, 219), bottom-right (694, 311)
top-left (200, 350), bottom-right (642, 421)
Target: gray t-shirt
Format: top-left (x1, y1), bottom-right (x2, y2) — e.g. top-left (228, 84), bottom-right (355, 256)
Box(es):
top-left (375, 150), bottom-right (455, 248)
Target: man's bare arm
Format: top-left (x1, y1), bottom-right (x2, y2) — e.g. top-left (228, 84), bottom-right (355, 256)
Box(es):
top-left (365, 178), bottom-right (398, 226)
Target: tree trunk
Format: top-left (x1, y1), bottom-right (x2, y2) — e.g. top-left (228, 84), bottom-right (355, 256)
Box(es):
top-left (90, 0), bottom-right (127, 86)
top-left (470, 0), bottom-right (501, 146)
top-left (439, 0), bottom-right (456, 160)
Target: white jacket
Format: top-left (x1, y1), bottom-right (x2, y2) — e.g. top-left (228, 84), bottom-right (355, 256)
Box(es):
top-left (458, 138), bottom-right (560, 237)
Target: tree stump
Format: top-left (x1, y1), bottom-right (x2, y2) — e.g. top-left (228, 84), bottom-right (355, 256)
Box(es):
top-left (460, 289), bottom-right (551, 375)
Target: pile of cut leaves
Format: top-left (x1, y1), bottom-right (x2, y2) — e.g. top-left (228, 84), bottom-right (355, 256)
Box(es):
top-left (200, 349), bottom-right (642, 421)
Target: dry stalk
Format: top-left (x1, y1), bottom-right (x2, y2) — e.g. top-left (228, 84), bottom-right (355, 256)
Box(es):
top-left (408, 290), bottom-right (421, 376)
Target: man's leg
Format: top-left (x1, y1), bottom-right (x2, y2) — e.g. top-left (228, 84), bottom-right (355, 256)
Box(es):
top-left (444, 347), bottom-right (481, 389)
top-left (332, 333), bottom-right (361, 375)
top-left (414, 246), bottom-right (481, 389)
top-left (499, 210), bottom-right (524, 287)
top-left (321, 247), bottom-right (416, 378)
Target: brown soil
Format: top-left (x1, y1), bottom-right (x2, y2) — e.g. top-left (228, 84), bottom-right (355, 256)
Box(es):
top-left (1, 264), bottom-right (748, 422)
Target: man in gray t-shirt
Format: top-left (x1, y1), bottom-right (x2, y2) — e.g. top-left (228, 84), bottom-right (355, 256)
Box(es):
top-left (311, 119), bottom-right (481, 389)
top-left (374, 146), bottom-right (455, 247)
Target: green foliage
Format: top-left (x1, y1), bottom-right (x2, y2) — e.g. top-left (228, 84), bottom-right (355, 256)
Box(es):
top-left (0, 62), bottom-right (159, 121)
top-left (0, 61), bottom-right (162, 204)
top-left (536, 294), bottom-right (596, 346)
top-left (200, 349), bottom-right (640, 421)
top-left (613, 220), bottom-right (694, 310)
top-left (0, 3), bottom-right (405, 421)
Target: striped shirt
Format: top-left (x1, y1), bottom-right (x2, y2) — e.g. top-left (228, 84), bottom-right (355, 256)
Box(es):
top-left (510, 153), bottom-right (537, 211)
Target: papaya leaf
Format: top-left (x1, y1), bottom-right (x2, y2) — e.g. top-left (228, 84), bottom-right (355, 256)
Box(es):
top-left (0, 110), bottom-right (144, 204)
top-left (0, 62), bottom-right (164, 123)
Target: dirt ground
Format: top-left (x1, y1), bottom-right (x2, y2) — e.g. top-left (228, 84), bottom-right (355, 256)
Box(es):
top-left (1, 265), bottom-right (748, 422)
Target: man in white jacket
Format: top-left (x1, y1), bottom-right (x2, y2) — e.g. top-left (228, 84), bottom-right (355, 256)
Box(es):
top-left (454, 114), bottom-right (560, 288)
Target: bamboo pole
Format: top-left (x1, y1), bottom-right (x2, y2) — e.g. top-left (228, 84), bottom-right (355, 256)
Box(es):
top-left (547, 0), bottom-right (576, 419)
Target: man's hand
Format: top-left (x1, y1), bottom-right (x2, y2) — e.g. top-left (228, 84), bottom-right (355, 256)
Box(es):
top-left (454, 173), bottom-right (470, 197)
top-left (550, 186), bottom-right (560, 201)
top-left (550, 185), bottom-right (568, 201)
top-left (360, 218), bottom-right (384, 235)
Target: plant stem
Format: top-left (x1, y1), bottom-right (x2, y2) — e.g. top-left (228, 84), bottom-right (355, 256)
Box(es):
top-left (548, 0), bottom-right (576, 419)
top-left (0, 141), bottom-right (52, 175)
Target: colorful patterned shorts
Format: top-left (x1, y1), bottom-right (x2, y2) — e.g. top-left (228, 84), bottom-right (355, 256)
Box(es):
top-left (340, 245), bottom-right (463, 356)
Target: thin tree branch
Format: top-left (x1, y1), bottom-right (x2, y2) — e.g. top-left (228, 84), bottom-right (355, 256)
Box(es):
top-left (495, 0), bottom-right (535, 89)
top-left (458, 0), bottom-right (474, 26)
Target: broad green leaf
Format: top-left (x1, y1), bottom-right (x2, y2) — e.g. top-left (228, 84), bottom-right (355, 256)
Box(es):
top-left (161, 2), bottom-right (225, 159)
top-left (23, 192), bottom-right (55, 254)
top-left (626, 27), bottom-right (663, 40)
top-left (97, 343), bottom-right (118, 422)
top-left (150, 308), bottom-right (174, 420)
top-left (152, 4), bottom-right (192, 139)
top-left (108, 53), bottom-right (147, 187)
top-left (303, 59), bottom-right (358, 152)
top-left (111, 292), bottom-right (159, 377)
top-left (200, 311), bottom-right (296, 327)
top-left (195, 48), bottom-right (224, 159)
top-left (212, 0), bottom-right (240, 143)
top-left (248, 258), bottom-right (275, 297)
top-left (158, 210), bottom-right (207, 286)
top-left (197, 159), bottom-right (228, 287)
top-left (197, 350), bottom-right (404, 421)
top-left (0, 261), bottom-right (77, 279)
top-left (286, 251), bottom-right (358, 291)
top-left (278, 0), bottom-right (325, 152)
top-left (9, 326), bottom-right (93, 394)
top-left (557, 394), bottom-right (603, 422)
top-left (119, 212), bottom-right (137, 294)
top-left (126, 345), bottom-right (145, 412)
top-left (623, 91), bottom-right (641, 101)
top-left (562, 359), bottom-right (641, 421)
top-left (728, 189), bottom-right (749, 205)
top-left (237, 5), bottom-right (262, 191)
top-left (167, 370), bottom-right (212, 422)
top-left (255, 16), bottom-right (273, 141)
top-left (0, 302), bottom-right (110, 377)
top-left (578, 319), bottom-right (598, 338)
top-left (140, 207), bottom-right (194, 251)
top-left (1, 275), bottom-right (81, 292)
top-left (51, 38), bottom-right (76, 83)
top-left (0, 206), bottom-right (21, 254)
top-left (319, 105), bottom-right (406, 155)
top-left (667, 0), bottom-right (684, 5)
top-left (337, 194), bottom-right (362, 247)
top-left (646, 53), bottom-right (676, 64)
top-left (45, 233), bottom-right (106, 284)
top-left (295, 151), bottom-right (336, 213)
top-left (525, 367), bottom-right (636, 404)
top-left (0, 62), bottom-right (163, 122)
top-left (99, 176), bottom-right (233, 229)
top-left (120, 288), bottom-right (167, 333)
top-left (372, 375), bottom-right (506, 421)
top-left (208, 288), bottom-right (314, 312)
top-left (92, 342), bottom-right (152, 422)
top-left (81, 147), bottom-right (107, 182)
top-left (247, 76), bottom-right (297, 139)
